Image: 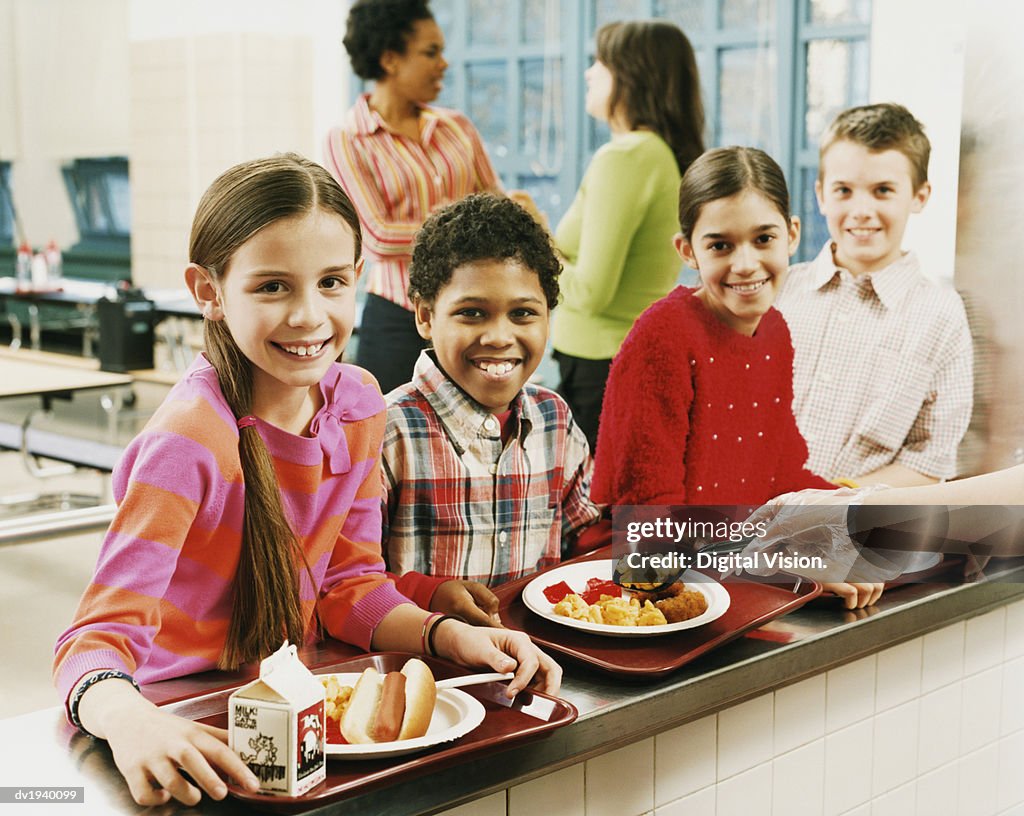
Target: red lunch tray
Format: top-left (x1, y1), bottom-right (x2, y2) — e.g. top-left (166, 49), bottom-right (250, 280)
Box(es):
top-left (493, 545), bottom-right (822, 678)
top-left (209, 652), bottom-right (576, 812)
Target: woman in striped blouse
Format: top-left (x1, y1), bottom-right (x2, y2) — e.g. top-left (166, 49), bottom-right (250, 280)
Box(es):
top-left (325, 0), bottom-right (502, 393)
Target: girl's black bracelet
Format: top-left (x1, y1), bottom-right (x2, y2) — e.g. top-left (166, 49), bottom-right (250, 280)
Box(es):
top-left (426, 614), bottom-right (465, 657)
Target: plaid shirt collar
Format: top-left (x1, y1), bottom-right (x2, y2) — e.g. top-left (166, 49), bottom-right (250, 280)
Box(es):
top-left (350, 93), bottom-right (441, 142)
top-left (807, 241), bottom-right (921, 310)
top-left (412, 350), bottom-right (538, 454)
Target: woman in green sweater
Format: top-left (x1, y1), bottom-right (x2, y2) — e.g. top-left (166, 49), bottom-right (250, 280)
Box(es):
top-left (553, 20), bottom-right (705, 450)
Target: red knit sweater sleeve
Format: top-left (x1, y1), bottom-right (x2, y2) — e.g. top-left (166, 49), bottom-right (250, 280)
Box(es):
top-left (770, 316), bottom-right (836, 495)
top-left (388, 570), bottom-right (446, 609)
top-left (592, 295), bottom-right (695, 505)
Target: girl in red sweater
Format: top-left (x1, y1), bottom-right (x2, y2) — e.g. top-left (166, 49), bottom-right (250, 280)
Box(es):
top-left (592, 146), bottom-right (834, 508)
top-left (592, 147), bottom-right (887, 609)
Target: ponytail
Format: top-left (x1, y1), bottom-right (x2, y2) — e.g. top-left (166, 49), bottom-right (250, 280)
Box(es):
top-left (205, 319), bottom-right (308, 669)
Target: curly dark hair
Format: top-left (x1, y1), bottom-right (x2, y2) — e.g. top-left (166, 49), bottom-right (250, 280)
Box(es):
top-left (343, 0), bottom-right (434, 81)
top-left (409, 193), bottom-right (561, 308)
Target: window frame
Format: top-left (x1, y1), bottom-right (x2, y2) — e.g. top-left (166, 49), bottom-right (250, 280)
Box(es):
top-left (61, 156), bottom-right (131, 255)
top-left (348, 0), bottom-right (870, 256)
top-left (0, 161), bottom-right (14, 248)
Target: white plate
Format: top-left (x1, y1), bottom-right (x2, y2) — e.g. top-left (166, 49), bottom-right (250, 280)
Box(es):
top-left (319, 673), bottom-right (486, 759)
top-left (522, 560), bottom-right (730, 637)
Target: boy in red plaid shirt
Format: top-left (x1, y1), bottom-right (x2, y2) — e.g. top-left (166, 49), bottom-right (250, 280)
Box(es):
top-left (384, 193), bottom-right (602, 624)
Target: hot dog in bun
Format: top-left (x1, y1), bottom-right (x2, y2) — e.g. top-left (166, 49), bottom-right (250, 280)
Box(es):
top-left (340, 658), bottom-right (438, 744)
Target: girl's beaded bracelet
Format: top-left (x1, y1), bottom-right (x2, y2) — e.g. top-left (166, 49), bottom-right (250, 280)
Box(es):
top-left (68, 670), bottom-right (140, 737)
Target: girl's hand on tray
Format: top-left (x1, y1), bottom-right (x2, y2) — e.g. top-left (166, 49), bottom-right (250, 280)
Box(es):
top-left (79, 680), bottom-right (260, 806)
top-left (432, 579), bottom-right (503, 627)
top-left (432, 619), bottom-right (563, 696)
top-left (823, 581), bottom-right (885, 610)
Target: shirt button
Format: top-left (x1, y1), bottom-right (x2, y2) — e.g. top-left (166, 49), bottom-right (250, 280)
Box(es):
top-left (489, 464), bottom-right (498, 475)
top-left (499, 530), bottom-right (508, 544)
top-left (484, 417), bottom-right (497, 432)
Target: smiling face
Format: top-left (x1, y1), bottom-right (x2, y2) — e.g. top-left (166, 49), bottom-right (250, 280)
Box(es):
top-left (381, 17), bottom-right (448, 105)
top-left (414, 259), bottom-right (550, 414)
top-left (816, 139), bottom-right (930, 276)
top-left (677, 190), bottom-right (800, 336)
top-left (188, 209), bottom-right (360, 409)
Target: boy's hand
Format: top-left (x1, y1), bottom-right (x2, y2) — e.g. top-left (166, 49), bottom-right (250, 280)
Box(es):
top-left (822, 581), bottom-right (885, 609)
top-left (432, 580), bottom-right (502, 627)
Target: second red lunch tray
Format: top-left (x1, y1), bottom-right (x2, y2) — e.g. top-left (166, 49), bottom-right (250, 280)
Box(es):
top-left (200, 653), bottom-right (576, 812)
top-left (494, 545), bottom-right (822, 678)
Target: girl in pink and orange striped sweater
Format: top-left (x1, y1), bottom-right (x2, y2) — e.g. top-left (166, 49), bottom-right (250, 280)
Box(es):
top-left (53, 154), bottom-right (560, 808)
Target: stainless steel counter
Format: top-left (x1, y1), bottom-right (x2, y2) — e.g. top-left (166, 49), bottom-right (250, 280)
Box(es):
top-left (4, 565), bottom-right (1022, 816)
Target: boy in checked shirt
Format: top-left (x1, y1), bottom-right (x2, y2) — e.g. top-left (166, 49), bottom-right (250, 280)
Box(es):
top-left (777, 103), bottom-right (973, 488)
top-left (384, 194), bottom-right (601, 625)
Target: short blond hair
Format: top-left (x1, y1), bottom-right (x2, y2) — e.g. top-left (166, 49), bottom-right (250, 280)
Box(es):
top-left (819, 103), bottom-right (930, 190)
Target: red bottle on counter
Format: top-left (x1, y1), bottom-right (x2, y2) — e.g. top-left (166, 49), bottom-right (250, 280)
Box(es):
top-left (15, 242), bottom-right (32, 291)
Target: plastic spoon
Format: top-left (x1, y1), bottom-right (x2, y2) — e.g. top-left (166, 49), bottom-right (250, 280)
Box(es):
top-left (435, 671), bottom-right (514, 690)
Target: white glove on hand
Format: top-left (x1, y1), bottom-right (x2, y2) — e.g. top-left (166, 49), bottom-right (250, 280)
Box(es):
top-left (739, 486), bottom-right (905, 583)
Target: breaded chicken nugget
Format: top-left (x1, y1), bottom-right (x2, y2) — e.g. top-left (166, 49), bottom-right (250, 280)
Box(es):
top-left (655, 590), bottom-right (708, 623)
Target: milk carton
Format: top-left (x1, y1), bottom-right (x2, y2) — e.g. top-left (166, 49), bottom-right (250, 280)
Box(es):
top-left (228, 642), bottom-right (326, 796)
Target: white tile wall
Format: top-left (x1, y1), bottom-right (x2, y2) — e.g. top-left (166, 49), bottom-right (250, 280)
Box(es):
top-left (824, 720), bottom-right (874, 816)
top-left (961, 667), bottom-right (1003, 754)
top-left (509, 766), bottom-right (584, 816)
top-left (655, 715), bottom-right (716, 805)
top-left (965, 608), bottom-right (1006, 675)
top-left (718, 693), bottom-right (774, 780)
top-left (922, 622), bottom-right (965, 693)
top-left (772, 740), bottom-right (824, 816)
top-left (875, 639), bottom-right (923, 712)
top-left (998, 731), bottom-right (1024, 813)
top-left (585, 739), bottom-right (655, 816)
top-left (715, 763), bottom-right (771, 816)
top-left (872, 700), bottom-right (920, 795)
top-left (1005, 600), bottom-right (1024, 661)
top-left (915, 762), bottom-right (959, 816)
top-left (827, 655), bottom-right (877, 732)
top-left (958, 743), bottom-right (999, 816)
top-left (918, 682), bottom-right (963, 773)
top-left (654, 786), bottom-right (715, 816)
top-left (775, 674), bottom-right (826, 755)
top-left (870, 781), bottom-right (916, 816)
top-left (438, 603), bottom-right (1022, 816)
top-left (1002, 658), bottom-right (1024, 735)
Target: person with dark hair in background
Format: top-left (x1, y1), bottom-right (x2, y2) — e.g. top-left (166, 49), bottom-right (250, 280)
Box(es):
top-left (552, 20), bottom-right (706, 450)
top-left (324, 0), bottom-right (502, 393)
